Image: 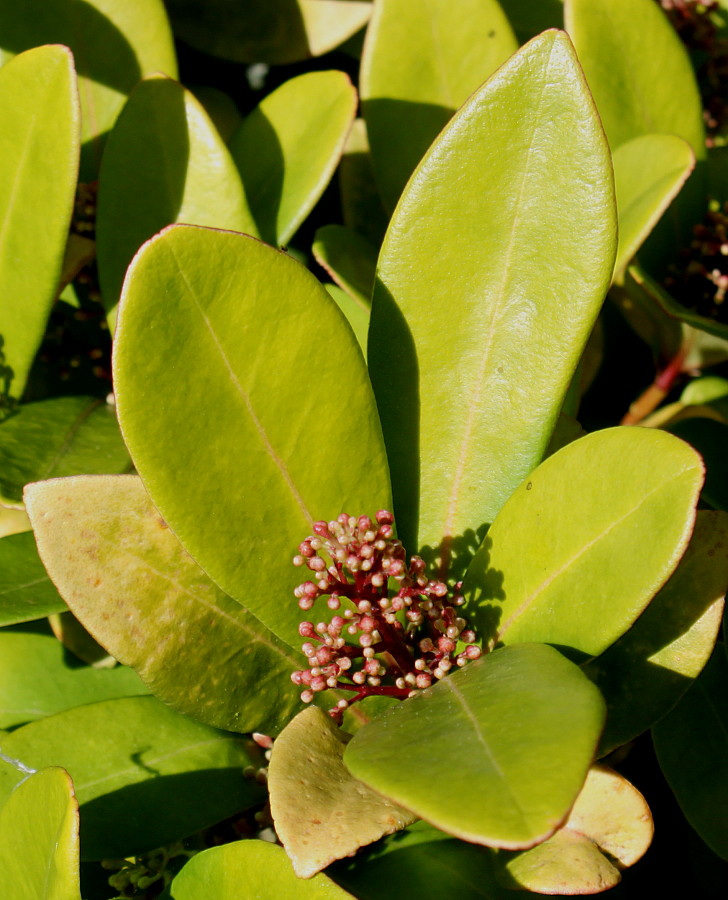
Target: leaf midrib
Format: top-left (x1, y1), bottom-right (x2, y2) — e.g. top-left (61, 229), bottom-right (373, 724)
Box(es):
top-left (441, 41), bottom-right (556, 550)
top-left (496, 468), bottom-right (694, 643)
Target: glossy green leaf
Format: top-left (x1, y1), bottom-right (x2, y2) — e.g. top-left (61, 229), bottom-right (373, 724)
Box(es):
top-left (0, 767), bottom-right (81, 900)
top-left (331, 821), bottom-right (508, 900)
top-left (0, 46), bottom-right (79, 400)
top-left (326, 285), bottom-right (369, 357)
top-left (339, 119), bottom-right (388, 247)
top-left (0, 696), bottom-right (264, 860)
top-left (114, 225), bottom-right (391, 650)
top-left (314, 225), bottom-right (376, 310)
top-left (0, 628), bottom-right (146, 730)
top-left (191, 86), bottom-right (243, 143)
top-left (654, 648), bottom-right (728, 861)
top-left (165, 0), bottom-right (371, 65)
top-left (584, 511), bottom-right (727, 755)
top-left (361, 0), bottom-right (518, 210)
top-left (681, 376), bottom-right (728, 408)
top-left (345, 643), bottom-right (605, 849)
top-left (229, 71), bottom-right (357, 246)
top-left (0, 396), bottom-right (129, 506)
top-left (269, 707), bottom-right (415, 878)
top-left (494, 765), bottom-right (652, 893)
top-left (0, 0), bottom-right (177, 179)
top-left (97, 75), bottom-right (252, 324)
top-left (369, 31), bottom-right (616, 564)
top-left (565, 0), bottom-right (705, 156)
top-left (613, 134), bottom-right (695, 280)
top-left (463, 427), bottom-right (703, 656)
top-left (25, 474), bottom-right (303, 734)
top-left (0, 531), bottom-right (66, 625)
top-left (169, 840), bottom-right (355, 899)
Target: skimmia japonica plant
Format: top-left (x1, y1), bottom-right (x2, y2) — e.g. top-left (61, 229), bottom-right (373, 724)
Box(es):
top-left (1, 0), bottom-right (728, 898)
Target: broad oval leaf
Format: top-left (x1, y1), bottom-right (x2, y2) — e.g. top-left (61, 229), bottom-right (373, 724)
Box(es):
top-left (0, 695), bottom-right (264, 860)
top-left (565, 0), bottom-right (705, 156)
top-left (653, 648), bottom-right (728, 860)
top-left (584, 510), bottom-right (727, 755)
top-left (344, 643), bottom-right (605, 849)
top-left (462, 427), bottom-right (703, 657)
top-left (369, 30), bottom-right (616, 566)
top-left (168, 840), bottom-right (355, 899)
top-left (97, 74), bottom-right (253, 323)
top-left (0, 46), bottom-right (79, 400)
top-left (0, 0), bottom-right (177, 179)
top-left (269, 706), bottom-right (415, 878)
top-left (0, 396), bottom-right (129, 506)
top-left (114, 225), bottom-right (391, 650)
top-left (613, 134), bottom-right (695, 280)
top-left (0, 767), bottom-right (81, 900)
top-left (0, 531), bottom-right (66, 625)
top-left (494, 765), bottom-right (653, 894)
top-left (165, 0), bottom-right (371, 65)
top-left (361, 0), bottom-right (518, 211)
top-left (229, 71), bottom-right (357, 247)
top-left (25, 474), bottom-right (304, 735)
top-left (0, 628), bottom-right (146, 730)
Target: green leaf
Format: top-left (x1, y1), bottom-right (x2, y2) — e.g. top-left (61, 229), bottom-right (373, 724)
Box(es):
top-left (269, 707), bottom-right (415, 878)
top-left (369, 31), bottom-right (617, 565)
top-left (314, 225), bottom-right (377, 309)
top-left (0, 767), bottom-right (81, 900)
top-left (0, 396), bottom-right (130, 506)
top-left (330, 821), bottom-right (508, 900)
top-left (114, 225), bottom-right (391, 650)
top-left (25, 474), bottom-right (304, 735)
top-left (0, 628), bottom-right (147, 730)
top-left (0, 46), bottom-right (79, 400)
top-left (164, 0), bottom-right (371, 65)
top-left (583, 511), bottom-right (727, 755)
top-left (0, 531), bottom-right (66, 625)
top-left (339, 119), bottom-right (388, 247)
top-left (229, 71), bottom-right (357, 246)
top-left (361, 0), bottom-right (518, 210)
top-left (168, 840), bottom-right (355, 899)
top-left (565, 0), bottom-right (705, 156)
top-left (0, 696), bottom-right (264, 860)
top-left (654, 648), bottom-right (728, 861)
top-left (494, 765), bottom-right (652, 893)
top-left (325, 285), bottom-right (369, 357)
top-left (97, 74), bottom-right (253, 325)
top-left (344, 643), bottom-right (605, 849)
top-left (0, 0), bottom-right (177, 179)
top-left (613, 134), bottom-right (695, 280)
top-left (463, 427), bottom-right (703, 656)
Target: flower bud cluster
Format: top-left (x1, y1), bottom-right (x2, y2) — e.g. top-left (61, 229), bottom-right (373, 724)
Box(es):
top-left (665, 200), bottom-right (728, 323)
top-left (291, 511), bottom-right (481, 716)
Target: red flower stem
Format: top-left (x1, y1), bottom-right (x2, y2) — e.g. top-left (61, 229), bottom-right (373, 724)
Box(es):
top-left (334, 682), bottom-right (411, 700)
